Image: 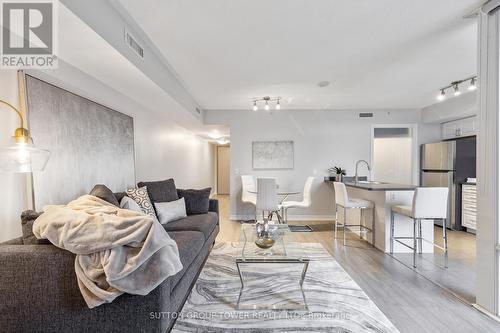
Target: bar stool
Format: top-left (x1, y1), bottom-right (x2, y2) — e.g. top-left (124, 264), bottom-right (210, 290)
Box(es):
top-left (333, 182), bottom-right (375, 246)
top-left (390, 187), bottom-right (449, 268)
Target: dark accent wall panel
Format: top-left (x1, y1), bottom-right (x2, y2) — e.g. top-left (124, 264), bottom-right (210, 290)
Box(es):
top-left (26, 75), bottom-right (135, 209)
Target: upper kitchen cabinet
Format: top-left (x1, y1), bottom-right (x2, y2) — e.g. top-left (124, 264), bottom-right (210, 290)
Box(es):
top-left (442, 116), bottom-right (477, 140)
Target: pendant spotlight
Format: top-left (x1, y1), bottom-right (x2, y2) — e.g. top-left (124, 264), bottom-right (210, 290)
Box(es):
top-left (251, 96), bottom-right (282, 112)
top-left (468, 77), bottom-right (477, 91)
top-left (437, 89), bottom-right (446, 101)
top-left (436, 75), bottom-right (477, 102)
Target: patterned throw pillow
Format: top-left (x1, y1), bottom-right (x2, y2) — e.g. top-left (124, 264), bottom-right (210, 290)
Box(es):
top-left (126, 186), bottom-right (156, 218)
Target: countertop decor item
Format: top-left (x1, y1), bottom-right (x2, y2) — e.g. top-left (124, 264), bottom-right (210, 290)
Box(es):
top-left (255, 218), bottom-right (279, 249)
top-left (0, 99), bottom-right (50, 172)
top-left (328, 166), bottom-right (346, 182)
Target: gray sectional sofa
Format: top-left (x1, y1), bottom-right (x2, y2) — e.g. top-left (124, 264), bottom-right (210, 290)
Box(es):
top-left (0, 199), bottom-right (219, 333)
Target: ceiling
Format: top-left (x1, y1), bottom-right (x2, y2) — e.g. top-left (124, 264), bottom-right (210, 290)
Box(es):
top-left (54, 3), bottom-right (228, 137)
top-left (117, 0), bottom-right (480, 111)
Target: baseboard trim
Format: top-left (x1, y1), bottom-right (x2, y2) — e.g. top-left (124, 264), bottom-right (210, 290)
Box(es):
top-left (230, 214), bottom-right (334, 222)
top-left (472, 303), bottom-right (500, 323)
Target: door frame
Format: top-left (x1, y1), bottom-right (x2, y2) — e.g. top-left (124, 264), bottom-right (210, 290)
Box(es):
top-left (476, 3), bottom-right (500, 317)
top-left (370, 124), bottom-right (419, 185)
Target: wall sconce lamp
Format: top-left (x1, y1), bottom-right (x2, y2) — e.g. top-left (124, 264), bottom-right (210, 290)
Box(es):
top-left (0, 99), bottom-right (50, 173)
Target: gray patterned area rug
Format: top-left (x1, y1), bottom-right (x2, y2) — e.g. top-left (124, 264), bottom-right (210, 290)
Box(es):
top-left (171, 242), bottom-right (399, 333)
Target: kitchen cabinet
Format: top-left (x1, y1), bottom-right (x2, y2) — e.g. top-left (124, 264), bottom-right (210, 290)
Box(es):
top-left (442, 116), bottom-right (477, 140)
top-left (461, 184), bottom-right (477, 230)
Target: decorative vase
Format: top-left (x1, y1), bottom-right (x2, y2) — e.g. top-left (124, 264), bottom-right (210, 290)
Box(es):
top-left (255, 218), bottom-right (278, 249)
top-left (337, 174), bottom-right (343, 182)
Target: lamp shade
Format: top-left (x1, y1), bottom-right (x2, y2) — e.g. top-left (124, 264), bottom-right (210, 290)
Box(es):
top-left (0, 136), bottom-right (50, 173)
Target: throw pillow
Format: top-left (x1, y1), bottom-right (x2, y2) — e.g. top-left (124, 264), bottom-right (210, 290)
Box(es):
top-left (154, 198), bottom-right (187, 224)
top-left (90, 184), bottom-right (120, 207)
top-left (114, 192), bottom-right (127, 203)
top-left (21, 210), bottom-right (50, 245)
top-left (120, 196), bottom-right (143, 213)
top-left (126, 186), bottom-right (156, 218)
top-left (137, 179), bottom-right (178, 203)
top-left (177, 187), bottom-right (211, 215)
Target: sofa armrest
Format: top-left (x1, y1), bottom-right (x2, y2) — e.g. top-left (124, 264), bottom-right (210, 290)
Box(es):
top-left (0, 244), bottom-right (173, 332)
top-left (208, 199), bottom-right (219, 215)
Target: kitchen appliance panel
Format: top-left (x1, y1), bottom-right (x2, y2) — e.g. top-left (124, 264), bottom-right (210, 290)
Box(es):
top-left (421, 141), bottom-right (456, 171)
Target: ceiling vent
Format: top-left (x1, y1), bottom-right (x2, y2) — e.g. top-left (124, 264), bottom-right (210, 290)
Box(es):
top-left (359, 112), bottom-right (373, 118)
top-left (124, 29), bottom-right (144, 58)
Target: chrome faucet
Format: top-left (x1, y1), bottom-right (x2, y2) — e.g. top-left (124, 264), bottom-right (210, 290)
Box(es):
top-left (355, 160), bottom-right (371, 183)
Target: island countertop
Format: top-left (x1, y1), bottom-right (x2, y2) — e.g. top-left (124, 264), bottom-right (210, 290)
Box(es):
top-left (344, 181), bottom-right (416, 191)
top-left (325, 179), bottom-right (432, 253)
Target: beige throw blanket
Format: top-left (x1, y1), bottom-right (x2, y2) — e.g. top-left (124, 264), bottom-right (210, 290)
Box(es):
top-left (33, 195), bottom-right (183, 308)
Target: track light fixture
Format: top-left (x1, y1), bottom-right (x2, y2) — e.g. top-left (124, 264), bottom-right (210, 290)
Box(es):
top-left (251, 96), bottom-right (281, 112)
top-left (437, 89), bottom-right (446, 101)
top-left (436, 75), bottom-right (477, 102)
top-left (468, 77), bottom-right (477, 91)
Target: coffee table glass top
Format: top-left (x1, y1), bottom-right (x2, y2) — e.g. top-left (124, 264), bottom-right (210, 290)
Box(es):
top-left (238, 224), bottom-right (309, 262)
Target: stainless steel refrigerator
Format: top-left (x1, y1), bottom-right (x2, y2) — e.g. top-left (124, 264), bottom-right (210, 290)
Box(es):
top-left (420, 137), bottom-right (476, 230)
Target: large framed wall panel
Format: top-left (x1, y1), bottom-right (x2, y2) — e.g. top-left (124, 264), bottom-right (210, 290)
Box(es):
top-left (252, 141), bottom-right (294, 170)
top-left (26, 75), bottom-right (135, 209)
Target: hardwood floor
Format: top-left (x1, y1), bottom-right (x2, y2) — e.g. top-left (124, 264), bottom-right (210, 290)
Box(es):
top-left (391, 226), bottom-right (476, 304)
top-left (214, 195), bottom-right (500, 333)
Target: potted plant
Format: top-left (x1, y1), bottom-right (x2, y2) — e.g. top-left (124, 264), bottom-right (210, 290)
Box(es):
top-left (328, 166), bottom-right (346, 182)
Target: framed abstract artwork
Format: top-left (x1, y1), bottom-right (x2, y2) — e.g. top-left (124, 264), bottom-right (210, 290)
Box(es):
top-left (252, 141), bottom-right (294, 170)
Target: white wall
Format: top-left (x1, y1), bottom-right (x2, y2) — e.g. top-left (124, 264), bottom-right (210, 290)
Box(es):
top-left (0, 64), bottom-right (214, 242)
top-left (421, 90), bottom-right (477, 123)
top-left (206, 109), bottom-right (441, 220)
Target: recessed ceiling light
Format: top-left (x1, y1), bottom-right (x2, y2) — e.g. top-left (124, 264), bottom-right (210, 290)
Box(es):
top-left (318, 81), bottom-right (330, 88)
top-left (217, 138), bottom-right (229, 145)
top-left (208, 132), bottom-right (221, 139)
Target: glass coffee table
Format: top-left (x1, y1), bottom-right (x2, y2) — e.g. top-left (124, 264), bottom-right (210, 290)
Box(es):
top-left (235, 224), bottom-right (310, 310)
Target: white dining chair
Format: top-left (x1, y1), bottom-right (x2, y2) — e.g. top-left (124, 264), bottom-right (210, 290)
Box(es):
top-left (281, 176), bottom-right (315, 222)
top-left (333, 182), bottom-right (375, 246)
top-left (256, 177), bottom-right (283, 223)
top-left (241, 175), bottom-right (257, 221)
top-left (390, 187), bottom-right (449, 268)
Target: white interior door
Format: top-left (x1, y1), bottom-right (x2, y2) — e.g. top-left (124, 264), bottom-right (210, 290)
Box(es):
top-left (371, 126), bottom-right (416, 184)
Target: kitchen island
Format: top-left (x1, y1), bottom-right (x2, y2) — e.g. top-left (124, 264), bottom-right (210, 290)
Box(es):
top-left (327, 180), bottom-right (434, 253)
